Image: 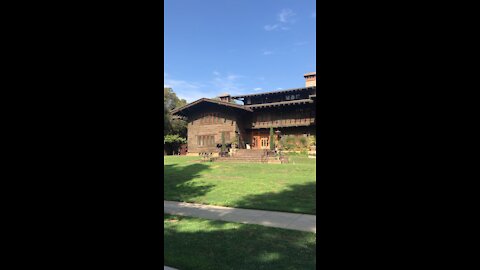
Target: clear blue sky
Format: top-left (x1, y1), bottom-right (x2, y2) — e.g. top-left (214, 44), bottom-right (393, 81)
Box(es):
top-left (164, 0), bottom-right (316, 102)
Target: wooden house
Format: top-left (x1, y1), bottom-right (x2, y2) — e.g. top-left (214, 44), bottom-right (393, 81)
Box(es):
top-left (171, 72), bottom-right (317, 155)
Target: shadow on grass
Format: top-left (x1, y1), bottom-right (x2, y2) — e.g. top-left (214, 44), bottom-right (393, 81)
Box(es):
top-left (164, 163), bottom-right (214, 202)
top-left (164, 215), bottom-right (316, 270)
top-left (233, 182), bottom-right (316, 214)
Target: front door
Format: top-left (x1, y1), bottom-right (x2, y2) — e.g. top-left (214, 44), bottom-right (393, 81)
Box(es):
top-left (260, 137), bottom-right (269, 149)
top-left (252, 133), bottom-right (269, 149)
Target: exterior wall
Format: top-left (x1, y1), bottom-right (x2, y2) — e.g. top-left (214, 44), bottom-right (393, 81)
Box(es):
top-left (249, 104), bottom-right (316, 129)
top-left (305, 75), bottom-right (316, 87)
top-left (187, 108), bottom-right (244, 154)
top-left (184, 100), bottom-right (315, 152)
top-left (246, 126), bottom-right (316, 149)
top-left (306, 79), bottom-right (316, 87)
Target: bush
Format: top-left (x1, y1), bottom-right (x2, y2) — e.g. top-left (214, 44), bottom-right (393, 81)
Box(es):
top-left (279, 135), bottom-right (314, 152)
top-left (298, 137), bottom-right (308, 149)
top-left (164, 134), bottom-right (187, 145)
top-left (164, 134), bottom-right (187, 155)
top-left (269, 127), bottom-right (275, 150)
top-left (280, 135), bottom-right (296, 150)
top-left (308, 135), bottom-right (316, 147)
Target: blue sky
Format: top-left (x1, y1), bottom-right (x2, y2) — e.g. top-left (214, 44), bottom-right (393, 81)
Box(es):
top-left (164, 0), bottom-right (316, 102)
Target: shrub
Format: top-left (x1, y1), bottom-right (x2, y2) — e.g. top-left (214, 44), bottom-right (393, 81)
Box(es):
top-left (269, 127), bottom-right (275, 150)
top-left (164, 134), bottom-right (187, 145)
top-left (308, 135), bottom-right (316, 147)
top-left (298, 136), bottom-right (308, 149)
top-left (281, 135), bottom-right (296, 150)
top-left (164, 134), bottom-right (187, 155)
top-left (279, 135), bottom-right (316, 152)
top-left (221, 132), bottom-right (226, 152)
top-left (235, 133), bottom-right (239, 148)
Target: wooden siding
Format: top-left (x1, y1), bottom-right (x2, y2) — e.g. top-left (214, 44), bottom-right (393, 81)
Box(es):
top-left (187, 108), bottom-right (245, 154)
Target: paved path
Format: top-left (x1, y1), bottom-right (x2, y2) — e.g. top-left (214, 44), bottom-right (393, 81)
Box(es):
top-left (164, 267), bottom-right (177, 270)
top-left (164, 201), bottom-right (316, 233)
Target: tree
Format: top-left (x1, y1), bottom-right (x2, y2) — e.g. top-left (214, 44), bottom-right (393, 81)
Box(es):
top-left (170, 118), bottom-right (187, 138)
top-left (164, 87), bottom-right (187, 137)
top-left (235, 133), bottom-right (239, 148)
top-left (221, 132), bottom-right (226, 153)
top-left (164, 87), bottom-right (187, 110)
top-left (269, 127), bottom-right (275, 150)
top-left (164, 102), bottom-right (171, 135)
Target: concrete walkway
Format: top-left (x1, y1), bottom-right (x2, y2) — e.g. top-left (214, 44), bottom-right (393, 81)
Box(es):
top-left (164, 200), bottom-right (316, 233)
top-left (164, 267), bottom-right (177, 270)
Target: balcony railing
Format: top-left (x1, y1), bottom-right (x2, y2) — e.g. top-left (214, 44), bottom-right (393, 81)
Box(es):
top-left (251, 117), bottom-right (315, 128)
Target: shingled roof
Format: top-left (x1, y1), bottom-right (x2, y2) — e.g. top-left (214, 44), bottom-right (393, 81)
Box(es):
top-left (170, 98), bottom-right (253, 116)
top-left (245, 98), bottom-right (314, 109)
top-left (231, 86), bottom-right (315, 99)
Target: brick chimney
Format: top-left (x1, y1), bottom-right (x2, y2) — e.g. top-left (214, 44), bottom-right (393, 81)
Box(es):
top-left (304, 72), bottom-right (316, 87)
top-left (218, 93), bottom-right (231, 102)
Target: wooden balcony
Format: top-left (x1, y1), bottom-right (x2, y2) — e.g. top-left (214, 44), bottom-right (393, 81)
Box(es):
top-left (250, 118), bottom-right (315, 129)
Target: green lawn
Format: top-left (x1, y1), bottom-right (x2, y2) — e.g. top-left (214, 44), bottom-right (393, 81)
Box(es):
top-left (164, 155), bottom-right (316, 214)
top-left (164, 214), bottom-right (316, 270)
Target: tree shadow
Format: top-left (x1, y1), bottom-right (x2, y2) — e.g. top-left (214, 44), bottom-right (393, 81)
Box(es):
top-left (164, 163), bottom-right (215, 202)
top-left (164, 214), bottom-right (316, 270)
top-left (233, 182), bottom-right (317, 215)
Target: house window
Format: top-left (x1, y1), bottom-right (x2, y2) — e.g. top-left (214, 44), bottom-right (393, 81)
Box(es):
top-left (200, 113), bottom-right (222, 125)
top-left (197, 135), bottom-right (215, 146)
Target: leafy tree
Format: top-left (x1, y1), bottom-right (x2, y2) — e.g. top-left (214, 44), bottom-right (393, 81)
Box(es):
top-left (235, 133), bottom-right (239, 148)
top-left (221, 132), bottom-right (226, 153)
top-left (164, 87), bottom-right (187, 137)
top-left (163, 87), bottom-right (188, 155)
top-left (164, 87), bottom-right (187, 110)
top-left (170, 117), bottom-right (187, 138)
top-left (164, 102), bottom-right (171, 135)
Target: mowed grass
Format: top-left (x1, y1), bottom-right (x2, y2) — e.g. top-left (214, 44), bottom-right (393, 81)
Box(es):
top-left (164, 214), bottom-right (316, 270)
top-left (164, 155), bottom-right (316, 214)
